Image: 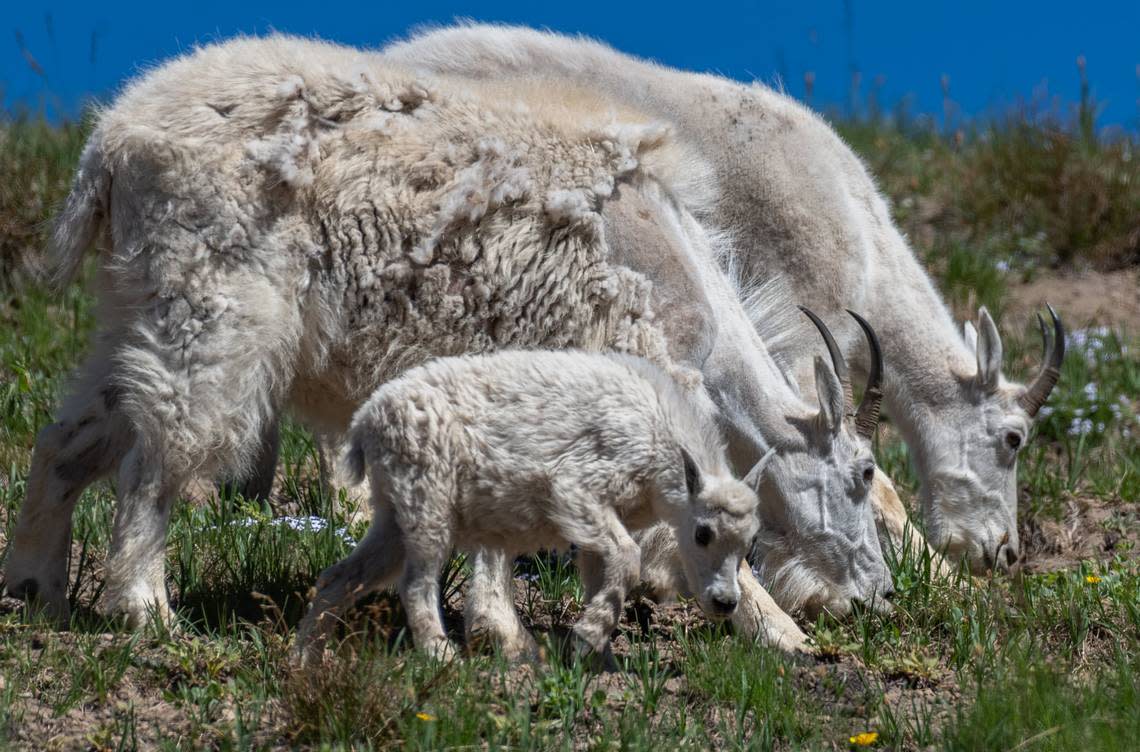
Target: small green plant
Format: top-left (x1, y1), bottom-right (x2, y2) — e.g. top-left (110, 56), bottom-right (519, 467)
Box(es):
top-left (943, 656), bottom-right (1140, 751)
top-left (52, 633), bottom-right (139, 714)
top-left (623, 638), bottom-right (672, 714)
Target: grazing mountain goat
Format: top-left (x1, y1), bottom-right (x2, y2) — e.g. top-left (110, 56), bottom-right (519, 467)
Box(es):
top-left (384, 24), bottom-right (1066, 574)
top-left (295, 350), bottom-right (762, 664)
top-left (2, 35), bottom-right (887, 645)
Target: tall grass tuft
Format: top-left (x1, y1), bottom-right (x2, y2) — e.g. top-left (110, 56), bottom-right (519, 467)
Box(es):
top-left (0, 114), bottom-right (91, 286)
top-left (838, 60), bottom-right (1140, 274)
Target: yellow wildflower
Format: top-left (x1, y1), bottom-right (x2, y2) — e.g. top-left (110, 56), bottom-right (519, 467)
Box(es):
top-left (1086, 575), bottom-right (1102, 584)
top-left (849, 731), bottom-right (879, 746)
top-left (415, 712), bottom-right (436, 722)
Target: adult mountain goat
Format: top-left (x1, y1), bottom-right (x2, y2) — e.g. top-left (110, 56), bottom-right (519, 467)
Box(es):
top-left (385, 24), bottom-right (1066, 574)
top-left (296, 350), bottom-right (762, 664)
top-left (3, 36), bottom-right (888, 641)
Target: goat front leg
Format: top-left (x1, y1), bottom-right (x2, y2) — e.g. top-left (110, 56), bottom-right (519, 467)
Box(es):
top-left (572, 546), bottom-right (636, 671)
top-left (636, 524), bottom-right (807, 653)
top-left (731, 560), bottom-right (809, 653)
top-left (567, 503), bottom-right (640, 661)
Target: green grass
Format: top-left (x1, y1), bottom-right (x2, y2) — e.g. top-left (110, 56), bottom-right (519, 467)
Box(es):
top-left (944, 656), bottom-right (1140, 751)
top-left (0, 115), bottom-right (90, 284)
top-left (0, 270), bottom-right (1134, 751)
top-left (1, 104), bottom-right (1138, 749)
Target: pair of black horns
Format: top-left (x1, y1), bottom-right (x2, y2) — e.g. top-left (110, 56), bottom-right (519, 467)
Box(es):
top-left (798, 306), bottom-right (884, 440)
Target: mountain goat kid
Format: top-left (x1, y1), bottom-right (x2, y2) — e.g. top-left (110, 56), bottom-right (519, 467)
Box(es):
top-left (295, 350), bottom-right (764, 664)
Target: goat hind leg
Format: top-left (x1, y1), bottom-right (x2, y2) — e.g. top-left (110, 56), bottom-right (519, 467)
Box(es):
top-left (294, 510), bottom-right (405, 664)
top-left (103, 440), bottom-right (189, 627)
top-left (4, 355), bottom-right (130, 625)
top-left (399, 532), bottom-right (456, 661)
top-left (218, 419), bottom-right (280, 502)
top-left (465, 547), bottom-right (538, 661)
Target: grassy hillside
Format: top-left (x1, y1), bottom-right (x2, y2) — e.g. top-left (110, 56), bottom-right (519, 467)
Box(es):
top-left (0, 105), bottom-right (1137, 749)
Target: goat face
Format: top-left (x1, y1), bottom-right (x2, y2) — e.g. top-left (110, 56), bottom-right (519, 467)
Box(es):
top-left (748, 424), bottom-right (895, 618)
top-left (920, 306), bottom-right (1064, 575)
top-left (720, 353), bottom-right (894, 618)
top-left (670, 455), bottom-right (760, 621)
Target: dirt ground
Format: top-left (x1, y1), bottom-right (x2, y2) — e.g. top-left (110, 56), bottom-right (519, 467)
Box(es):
top-left (1004, 268), bottom-right (1140, 330)
top-left (1021, 496), bottom-right (1140, 574)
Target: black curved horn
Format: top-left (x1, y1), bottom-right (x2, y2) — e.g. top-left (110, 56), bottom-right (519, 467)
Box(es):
top-left (799, 305), bottom-right (853, 414)
top-left (846, 310), bottom-right (884, 440)
top-left (1017, 304), bottom-right (1065, 417)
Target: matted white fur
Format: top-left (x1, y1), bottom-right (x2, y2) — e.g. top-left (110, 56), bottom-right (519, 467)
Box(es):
top-left (294, 350), bottom-right (761, 663)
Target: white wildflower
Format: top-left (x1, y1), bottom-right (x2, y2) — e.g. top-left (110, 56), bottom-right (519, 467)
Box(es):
top-left (211, 515), bottom-right (355, 545)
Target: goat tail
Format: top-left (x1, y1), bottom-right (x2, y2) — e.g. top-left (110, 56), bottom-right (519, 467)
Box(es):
top-left (50, 136), bottom-right (111, 288)
top-left (343, 429), bottom-right (368, 487)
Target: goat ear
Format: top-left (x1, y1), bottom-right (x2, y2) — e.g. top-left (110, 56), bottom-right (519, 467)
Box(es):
top-left (975, 306), bottom-right (1003, 391)
top-left (680, 447), bottom-right (702, 497)
top-left (742, 447), bottom-right (777, 491)
top-left (963, 320), bottom-right (978, 352)
top-left (814, 354), bottom-right (844, 437)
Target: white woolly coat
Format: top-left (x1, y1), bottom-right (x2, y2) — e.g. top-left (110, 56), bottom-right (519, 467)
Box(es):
top-left (344, 350), bottom-right (749, 554)
top-left (58, 36), bottom-right (690, 480)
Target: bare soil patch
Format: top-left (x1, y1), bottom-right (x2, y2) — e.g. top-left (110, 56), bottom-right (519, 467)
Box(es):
top-left (1021, 498), bottom-right (1140, 574)
top-left (1004, 268), bottom-right (1140, 331)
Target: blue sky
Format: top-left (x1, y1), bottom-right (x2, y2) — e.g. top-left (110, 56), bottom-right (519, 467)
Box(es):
top-left (5, 1), bottom-right (1140, 130)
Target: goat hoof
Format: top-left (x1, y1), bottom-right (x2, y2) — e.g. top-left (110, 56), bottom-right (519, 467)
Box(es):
top-left (568, 633), bottom-right (619, 673)
top-left (6, 577), bottom-right (70, 628)
top-left (104, 588), bottom-right (174, 632)
top-left (8, 577), bottom-right (39, 600)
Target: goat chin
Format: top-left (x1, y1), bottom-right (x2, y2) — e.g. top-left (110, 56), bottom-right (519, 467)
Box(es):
top-left (754, 549), bottom-right (841, 619)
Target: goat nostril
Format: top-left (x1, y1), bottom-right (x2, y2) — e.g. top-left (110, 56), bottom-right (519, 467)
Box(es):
top-left (712, 597), bottom-right (737, 614)
top-left (883, 588), bottom-right (897, 602)
top-left (1004, 547), bottom-right (1019, 567)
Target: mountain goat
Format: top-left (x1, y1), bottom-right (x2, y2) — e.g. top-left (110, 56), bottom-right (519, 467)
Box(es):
top-left (3, 36), bottom-right (687, 627)
top-left (295, 350), bottom-right (763, 664)
top-left (384, 23), bottom-right (1066, 574)
top-left (3, 35), bottom-right (887, 645)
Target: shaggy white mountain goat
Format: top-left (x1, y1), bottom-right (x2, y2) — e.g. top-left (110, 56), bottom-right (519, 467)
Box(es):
top-left (384, 24), bottom-right (1067, 574)
top-left (2, 36), bottom-right (887, 645)
top-left (295, 350), bottom-right (763, 664)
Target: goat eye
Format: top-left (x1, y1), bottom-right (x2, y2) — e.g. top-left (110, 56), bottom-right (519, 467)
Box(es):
top-left (694, 525), bottom-right (713, 547)
top-left (862, 465), bottom-right (876, 485)
top-left (1005, 432), bottom-right (1023, 451)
